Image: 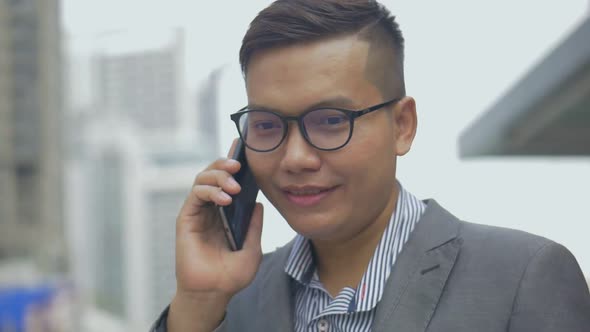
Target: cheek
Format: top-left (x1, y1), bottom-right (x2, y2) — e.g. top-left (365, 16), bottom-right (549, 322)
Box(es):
top-left (339, 145), bottom-right (397, 217)
top-left (340, 131), bottom-right (397, 189)
top-left (246, 153), bottom-right (277, 189)
top-left (347, 129), bottom-right (395, 167)
top-left (340, 153), bottom-right (392, 187)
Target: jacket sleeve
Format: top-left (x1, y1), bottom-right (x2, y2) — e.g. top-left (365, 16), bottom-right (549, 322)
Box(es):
top-left (149, 305), bottom-right (228, 332)
top-left (149, 306), bottom-right (169, 332)
top-left (508, 241), bottom-right (590, 331)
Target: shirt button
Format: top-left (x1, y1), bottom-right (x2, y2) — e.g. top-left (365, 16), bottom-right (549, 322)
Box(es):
top-left (317, 319), bottom-right (329, 332)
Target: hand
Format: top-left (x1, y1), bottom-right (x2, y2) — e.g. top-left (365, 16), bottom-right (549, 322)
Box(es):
top-left (169, 139), bottom-right (264, 331)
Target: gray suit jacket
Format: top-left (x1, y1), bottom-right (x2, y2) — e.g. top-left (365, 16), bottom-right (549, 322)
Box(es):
top-left (153, 200), bottom-right (590, 331)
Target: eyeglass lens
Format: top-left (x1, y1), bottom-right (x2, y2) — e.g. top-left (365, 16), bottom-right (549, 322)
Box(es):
top-left (237, 109), bottom-right (352, 151)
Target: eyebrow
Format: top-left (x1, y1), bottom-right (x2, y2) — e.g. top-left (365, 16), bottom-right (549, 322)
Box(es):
top-left (247, 96), bottom-right (358, 114)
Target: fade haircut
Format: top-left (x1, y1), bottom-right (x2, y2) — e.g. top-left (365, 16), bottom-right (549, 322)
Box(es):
top-left (239, 0), bottom-right (406, 97)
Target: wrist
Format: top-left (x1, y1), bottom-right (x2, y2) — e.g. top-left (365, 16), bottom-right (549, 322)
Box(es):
top-left (168, 291), bottom-right (230, 332)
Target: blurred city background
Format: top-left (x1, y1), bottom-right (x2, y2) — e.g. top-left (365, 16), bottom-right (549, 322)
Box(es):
top-left (0, 0), bottom-right (589, 331)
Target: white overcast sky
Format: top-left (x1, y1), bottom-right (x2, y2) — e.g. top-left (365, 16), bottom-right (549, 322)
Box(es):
top-left (63, 1), bottom-right (590, 276)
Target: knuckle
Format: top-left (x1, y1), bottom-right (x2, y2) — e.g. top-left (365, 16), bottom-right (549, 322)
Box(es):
top-left (193, 182), bottom-right (203, 190)
top-left (214, 158), bottom-right (229, 168)
top-left (219, 171), bottom-right (231, 182)
top-left (194, 171), bottom-right (206, 184)
top-left (210, 186), bottom-right (222, 196)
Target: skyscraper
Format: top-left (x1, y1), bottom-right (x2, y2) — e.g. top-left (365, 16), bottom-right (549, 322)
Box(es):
top-left (0, 0), bottom-right (66, 272)
top-left (62, 27), bottom-right (194, 330)
top-left (95, 30), bottom-right (184, 131)
top-left (68, 117), bottom-right (207, 329)
top-left (196, 67), bottom-right (223, 158)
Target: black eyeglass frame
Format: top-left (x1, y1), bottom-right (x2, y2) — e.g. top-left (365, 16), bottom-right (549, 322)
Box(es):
top-left (230, 97), bottom-right (402, 152)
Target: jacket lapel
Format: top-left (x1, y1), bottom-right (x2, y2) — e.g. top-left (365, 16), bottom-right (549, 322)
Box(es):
top-left (373, 200), bottom-right (462, 332)
top-left (256, 241), bottom-right (296, 331)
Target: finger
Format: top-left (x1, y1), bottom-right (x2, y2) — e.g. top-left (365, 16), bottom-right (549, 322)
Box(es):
top-left (227, 138), bottom-right (239, 159)
top-left (199, 159), bottom-right (241, 183)
top-left (193, 185), bottom-right (234, 206)
top-left (241, 203), bottom-right (264, 254)
top-left (179, 185), bottom-right (232, 219)
top-left (195, 170), bottom-right (241, 195)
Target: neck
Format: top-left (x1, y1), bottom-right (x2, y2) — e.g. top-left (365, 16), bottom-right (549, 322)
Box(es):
top-left (311, 184), bottom-right (400, 297)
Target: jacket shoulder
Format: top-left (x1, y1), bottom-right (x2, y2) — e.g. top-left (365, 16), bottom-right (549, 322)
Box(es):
top-left (458, 220), bottom-right (552, 257)
top-left (455, 221), bottom-right (590, 329)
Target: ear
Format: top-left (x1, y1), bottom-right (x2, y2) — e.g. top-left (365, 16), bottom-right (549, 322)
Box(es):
top-left (392, 96), bottom-right (417, 156)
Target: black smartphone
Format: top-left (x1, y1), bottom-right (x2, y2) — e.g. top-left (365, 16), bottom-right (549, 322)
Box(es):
top-left (219, 139), bottom-right (260, 251)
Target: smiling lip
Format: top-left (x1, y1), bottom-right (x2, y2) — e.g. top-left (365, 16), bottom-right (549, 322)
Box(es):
top-left (281, 185), bottom-right (338, 207)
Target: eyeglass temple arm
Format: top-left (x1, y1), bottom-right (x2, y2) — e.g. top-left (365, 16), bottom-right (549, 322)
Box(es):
top-left (352, 97), bottom-right (402, 119)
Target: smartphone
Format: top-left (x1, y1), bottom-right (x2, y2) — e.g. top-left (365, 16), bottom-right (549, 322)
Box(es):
top-left (219, 139), bottom-right (259, 251)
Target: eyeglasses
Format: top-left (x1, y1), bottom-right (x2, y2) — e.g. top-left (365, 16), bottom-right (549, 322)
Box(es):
top-left (230, 97), bottom-right (401, 152)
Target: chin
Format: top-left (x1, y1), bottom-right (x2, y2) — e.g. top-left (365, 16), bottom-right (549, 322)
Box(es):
top-left (283, 210), bottom-right (346, 240)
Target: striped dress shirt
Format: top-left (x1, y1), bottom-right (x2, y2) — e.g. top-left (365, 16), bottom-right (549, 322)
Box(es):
top-left (284, 184), bottom-right (426, 332)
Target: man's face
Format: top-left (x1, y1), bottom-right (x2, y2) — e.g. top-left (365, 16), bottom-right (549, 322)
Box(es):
top-left (244, 35), bottom-right (415, 243)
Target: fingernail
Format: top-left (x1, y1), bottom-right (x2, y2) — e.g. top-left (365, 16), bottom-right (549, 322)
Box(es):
top-left (227, 177), bottom-right (239, 188)
top-left (219, 191), bottom-right (231, 201)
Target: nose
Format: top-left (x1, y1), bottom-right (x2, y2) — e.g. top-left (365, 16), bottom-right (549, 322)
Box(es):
top-left (279, 122), bottom-right (321, 174)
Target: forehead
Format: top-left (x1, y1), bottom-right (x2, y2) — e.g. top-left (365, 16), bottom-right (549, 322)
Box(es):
top-left (245, 35), bottom-right (382, 113)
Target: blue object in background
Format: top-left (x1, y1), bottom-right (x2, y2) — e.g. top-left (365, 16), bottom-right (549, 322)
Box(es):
top-left (0, 285), bottom-right (56, 332)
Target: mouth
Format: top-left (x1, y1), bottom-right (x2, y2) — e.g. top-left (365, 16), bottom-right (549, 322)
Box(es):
top-left (281, 185), bottom-right (338, 207)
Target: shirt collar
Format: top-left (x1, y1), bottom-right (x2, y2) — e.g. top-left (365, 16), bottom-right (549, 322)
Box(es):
top-left (284, 183), bottom-right (426, 312)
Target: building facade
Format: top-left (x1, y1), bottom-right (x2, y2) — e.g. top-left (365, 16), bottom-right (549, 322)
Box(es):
top-left (195, 67), bottom-right (223, 158)
top-left (67, 116), bottom-right (207, 330)
top-left (0, 0), bottom-right (66, 273)
top-left (94, 30), bottom-right (184, 131)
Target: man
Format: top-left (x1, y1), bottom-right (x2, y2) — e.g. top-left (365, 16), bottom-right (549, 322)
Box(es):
top-left (152, 1), bottom-right (590, 331)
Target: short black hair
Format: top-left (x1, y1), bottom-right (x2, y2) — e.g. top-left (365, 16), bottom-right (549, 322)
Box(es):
top-left (239, 0), bottom-right (406, 96)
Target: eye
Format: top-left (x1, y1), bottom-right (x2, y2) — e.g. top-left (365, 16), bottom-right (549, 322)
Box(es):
top-left (313, 113), bottom-right (348, 127)
top-left (304, 109), bottom-right (350, 132)
top-left (247, 111), bottom-right (283, 132)
top-left (253, 121), bottom-right (280, 130)
top-left (321, 115), bottom-right (347, 125)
